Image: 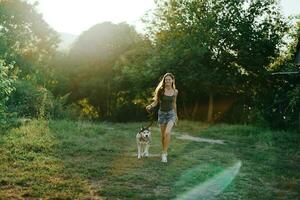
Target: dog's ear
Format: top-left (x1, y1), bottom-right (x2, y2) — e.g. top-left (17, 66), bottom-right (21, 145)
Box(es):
top-left (141, 125), bottom-right (144, 130)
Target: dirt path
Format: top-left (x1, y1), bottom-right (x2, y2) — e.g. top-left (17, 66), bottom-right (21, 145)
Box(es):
top-left (175, 133), bottom-right (224, 144)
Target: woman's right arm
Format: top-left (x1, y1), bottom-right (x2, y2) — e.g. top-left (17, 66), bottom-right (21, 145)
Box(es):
top-left (146, 99), bottom-right (158, 111)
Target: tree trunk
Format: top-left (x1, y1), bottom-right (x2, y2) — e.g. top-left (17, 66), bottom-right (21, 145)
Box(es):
top-left (207, 92), bottom-right (214, 122)
top-left (192, 102), bottom-right (199, 120)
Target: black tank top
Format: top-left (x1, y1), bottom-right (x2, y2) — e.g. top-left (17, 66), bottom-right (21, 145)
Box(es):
top-left (159, 94), bottom-right (175, 112)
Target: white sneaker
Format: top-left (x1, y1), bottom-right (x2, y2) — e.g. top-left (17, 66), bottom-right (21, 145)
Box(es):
top-left (161, 153), bottom-right (167, 163)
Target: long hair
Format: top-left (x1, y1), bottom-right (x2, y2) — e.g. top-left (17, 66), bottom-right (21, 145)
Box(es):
top-left (153, 73), bottom-right (176, 102)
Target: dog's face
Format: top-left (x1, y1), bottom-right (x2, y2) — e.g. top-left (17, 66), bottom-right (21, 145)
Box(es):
top-left (137, 126), bottom-right (151, 159)
top-left (139, 127), bottom-right (151, 140)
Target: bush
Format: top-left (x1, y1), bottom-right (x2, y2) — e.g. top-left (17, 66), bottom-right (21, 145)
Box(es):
top-left (0, 60), bottom-right (16, 129)
top-left (77, 98), bottom-right (99, 120)
top-left (111, 102), bottom-right (148, 122)
top-left (8, 80), bottom-right (52, 119)
top-left (8, 81), bottom-right (84, 120)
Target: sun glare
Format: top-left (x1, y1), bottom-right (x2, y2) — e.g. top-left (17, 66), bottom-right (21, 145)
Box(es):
top-left (30, 0), bottom-right (155, 34)
top-left (29, 0), bottom-right (299, 36)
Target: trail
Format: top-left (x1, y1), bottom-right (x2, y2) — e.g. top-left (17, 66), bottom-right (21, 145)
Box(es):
top-left (176, 134), bottom-right (224, 144)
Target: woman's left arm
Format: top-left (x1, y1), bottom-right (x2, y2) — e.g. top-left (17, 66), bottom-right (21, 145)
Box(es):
top-left (173, 89), bottom-right (178, 121)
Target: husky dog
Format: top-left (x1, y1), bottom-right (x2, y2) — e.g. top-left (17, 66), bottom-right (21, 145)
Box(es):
top-left (136, 126), bottom-right (152, 159)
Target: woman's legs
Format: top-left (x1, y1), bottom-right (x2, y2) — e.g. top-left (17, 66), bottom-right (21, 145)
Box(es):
top-left (160, 124), bottom-right (167, 162)
top-left (163, 121), bottom-right (174, 153)
top-left (160, 121), bottom-right (175, 153)
top-left (160, 124), bottom-right (167, 151)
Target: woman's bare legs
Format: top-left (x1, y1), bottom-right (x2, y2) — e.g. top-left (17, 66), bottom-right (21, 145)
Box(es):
top-left (163, 121), bottom-right (174, 153)
top-left (160, 121), bottom-right (175, 160)
top-left (160, 124), bottom-right (167, 152)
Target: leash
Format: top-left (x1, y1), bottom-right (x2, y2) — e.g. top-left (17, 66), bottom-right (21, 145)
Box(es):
top-left (145, 108), bottom-right (155, 129)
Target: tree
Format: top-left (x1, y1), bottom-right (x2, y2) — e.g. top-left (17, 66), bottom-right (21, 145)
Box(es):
top-left (0, 0), bottom-right (59, 76)
top-left (67, 22), bottom-right (141, 118)
top-left (263, 20), bottom-right (300, 129)
top-left (112, 38), bottom-right (157, 121)
top-left (144, 0), bottom-right (288, 122)
top-left (0, 0), bottom-right (61, 120)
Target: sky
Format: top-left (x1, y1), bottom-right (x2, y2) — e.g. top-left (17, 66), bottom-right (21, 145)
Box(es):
top-left (29, 0), bottom-right (155, 35)
top-left (29, 0), bottom-right (300, 35)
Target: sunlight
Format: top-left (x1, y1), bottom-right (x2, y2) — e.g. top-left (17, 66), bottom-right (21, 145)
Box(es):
top-left (29, 0), bottom-right (155, 34)
top-left (174, 161), bottom-right (242, 200)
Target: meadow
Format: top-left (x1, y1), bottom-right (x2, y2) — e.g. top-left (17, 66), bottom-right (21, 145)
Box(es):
top-left (0, 120), bottom-right (299, 199)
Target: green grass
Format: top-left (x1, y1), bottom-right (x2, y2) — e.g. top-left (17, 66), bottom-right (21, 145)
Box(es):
top-left (0, 120), bottom-right (299, 199)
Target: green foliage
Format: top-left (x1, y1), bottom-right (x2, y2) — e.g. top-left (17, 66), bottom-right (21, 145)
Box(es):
top-left (7, 80), bottom-right (82, 120)
top-left (112, 101), bottom-right (148, 122)
top-left (0, 0), bottom-right (62, 123)
top-left (141, 0), bottom-right (289, 123)
top-left (0, 0), bottom-right (59, 74)
top-left (77, 98), bottom-right (99, 120)
top-left (8, 80), bottom-right (49, 119)
top-left (49, 93), bottom-right (79, 120)
top-left (0, 60), bottom-right (16, 129)
top-left (1, 0), bottom-right (294, 130)
top-left (112, 38), bottom-right (158, 121)
top-left (59, 22), bottom-right (142, 119)
top-left (37, 0), bottom-right (293, 127)
top-left (46, 52), bottom-right (72, 96)
top-left (258, 21), bottom-right (300, 130)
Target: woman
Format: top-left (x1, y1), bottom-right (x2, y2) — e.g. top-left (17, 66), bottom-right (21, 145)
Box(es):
top-left (146, 73), bottom-right (178, 163)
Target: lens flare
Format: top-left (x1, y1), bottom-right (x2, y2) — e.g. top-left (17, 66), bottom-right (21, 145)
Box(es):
top-left (174, 161), bottom-right (242, 200)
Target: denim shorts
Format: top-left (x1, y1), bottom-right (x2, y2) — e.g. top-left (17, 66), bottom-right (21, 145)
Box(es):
top-left (158, 109), bottom-right (176, 125)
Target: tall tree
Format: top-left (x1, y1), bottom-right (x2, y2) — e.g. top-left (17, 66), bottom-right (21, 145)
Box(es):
top-left (68, 22), bottom-right (140, 118)
top-left (144, 0), bottom-right (288, 122)
top-left (0, 0), bottom-right (59, 77)
top-left (1, 0), bottom-right (60, 119)
top-left (263, 20), bottom-right (300, 129)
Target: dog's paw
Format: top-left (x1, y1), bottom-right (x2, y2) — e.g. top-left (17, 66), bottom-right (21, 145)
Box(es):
top-left (143, 152), bottom-right (149, 157)
top-left (137, 154), bottom-right (141, 159)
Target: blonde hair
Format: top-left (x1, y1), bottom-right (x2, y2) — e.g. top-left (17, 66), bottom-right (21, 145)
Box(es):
top-left (153, 73), bottom-right (176, 102)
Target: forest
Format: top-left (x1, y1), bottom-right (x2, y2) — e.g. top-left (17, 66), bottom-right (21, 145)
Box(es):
top-left (0, 0), bottom-right (299, 129)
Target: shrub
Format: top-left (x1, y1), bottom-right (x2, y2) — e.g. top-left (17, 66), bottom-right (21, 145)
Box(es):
top-left (0, 60), bottom-right (16, 129)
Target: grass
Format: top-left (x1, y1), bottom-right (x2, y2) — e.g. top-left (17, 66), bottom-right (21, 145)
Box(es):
top-left (0, 120), bottom-right (299, 199)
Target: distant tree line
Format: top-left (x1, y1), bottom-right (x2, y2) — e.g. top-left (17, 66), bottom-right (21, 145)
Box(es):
top-left (1, 0), bottom-right (299, 130)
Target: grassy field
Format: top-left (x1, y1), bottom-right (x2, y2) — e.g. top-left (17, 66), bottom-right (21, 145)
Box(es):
top-left (0, 120), bottom-right (299, 199)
